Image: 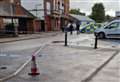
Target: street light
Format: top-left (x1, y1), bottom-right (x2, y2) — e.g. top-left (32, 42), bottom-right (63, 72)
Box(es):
top-left (10, 0), bottom-right (14, 25)
top-left (58, 2), bottom-right (67, 46)
top-left (10, 0), bottom-right (16, 36)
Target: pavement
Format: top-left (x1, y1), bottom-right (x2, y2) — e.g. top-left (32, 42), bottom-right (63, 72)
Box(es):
top-left (68, 33), bottom-right (120, 50)
top-left (0, 31), bottom-right (120, 82)
top-left (89, 52), bottom-right (120, 82)
top-left (0, 31), bottom-right (61, 43)
top-left (6, 45), bottom-right (119, 82)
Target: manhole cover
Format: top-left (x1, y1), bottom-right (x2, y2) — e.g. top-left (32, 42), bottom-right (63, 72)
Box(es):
top-left (39, 54), bottom-right (42, 57)
top-left (0, 66), bottom-right (7, 70)
top-left (52, 41), bottom-right (64, 43)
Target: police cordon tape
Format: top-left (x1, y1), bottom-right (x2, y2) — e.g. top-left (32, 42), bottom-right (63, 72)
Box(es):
top-left (0, 44), bottom-right (49, 82)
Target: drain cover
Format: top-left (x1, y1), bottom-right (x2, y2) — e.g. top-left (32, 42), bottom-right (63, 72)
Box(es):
top-left (39, 55), bottom-right (42, 57)
top-left (0, 66), bottom-right (7, 70)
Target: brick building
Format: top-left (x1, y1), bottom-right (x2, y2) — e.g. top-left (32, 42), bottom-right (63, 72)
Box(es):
top-left (44, 0), bottom-right (69, 31)
top-left (0, 0), bottom-right (35, 35)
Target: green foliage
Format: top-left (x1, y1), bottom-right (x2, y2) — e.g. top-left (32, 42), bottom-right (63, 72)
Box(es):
top-left (90, 3), bottom-right (105, 23)
top-left (105, 15), bottom-right (113, 21)
top-left (5, 23), bottom-right (15, 34)
top-left (69, 8), bottom-right (85, 16)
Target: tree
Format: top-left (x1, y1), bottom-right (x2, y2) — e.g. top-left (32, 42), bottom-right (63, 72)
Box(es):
top-left (69, 8), bottom-right (85, 16)
top-left (105, 15), bottom-right (113, 21)
top-left (90, 3), bottom-right (105, 23)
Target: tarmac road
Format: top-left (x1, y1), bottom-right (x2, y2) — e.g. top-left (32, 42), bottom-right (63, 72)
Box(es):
top-left (0, 33), bottom-right (120, 82)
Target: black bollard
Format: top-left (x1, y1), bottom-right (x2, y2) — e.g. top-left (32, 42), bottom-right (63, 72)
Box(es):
top-left (65, 31), bottom-right (68, 46)
top-left (94, 34), bottom-right (98, 49)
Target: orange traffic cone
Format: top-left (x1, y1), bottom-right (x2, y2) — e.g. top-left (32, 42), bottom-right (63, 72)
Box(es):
top-left (28, 55), bottom-right (40, 76)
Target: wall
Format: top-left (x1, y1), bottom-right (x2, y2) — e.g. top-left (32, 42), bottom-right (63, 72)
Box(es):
top-left (64, 0), bottom-right (69, 16)
top-left (44, 0), bottom-right (69, 31)
top-left (34, 19), bottom-right (41, 32)
top-left (44, 0), bottom-right (52, 31)
top-left (0, 17), bottom-right (3, 30)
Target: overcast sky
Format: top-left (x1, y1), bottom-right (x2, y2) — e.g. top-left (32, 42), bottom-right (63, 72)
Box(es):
top-left (21, 0), bottom-right (120, 16)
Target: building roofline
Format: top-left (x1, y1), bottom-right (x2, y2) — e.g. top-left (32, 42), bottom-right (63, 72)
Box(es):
top-left (0, 15), bottom-right (34, 19)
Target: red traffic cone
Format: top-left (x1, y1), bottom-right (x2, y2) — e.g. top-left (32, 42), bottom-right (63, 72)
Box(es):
top-left (28, 55), bottom-right (40, 76)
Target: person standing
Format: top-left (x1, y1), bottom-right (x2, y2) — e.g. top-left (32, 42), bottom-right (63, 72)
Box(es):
top-left (69, 22), bottom-right (73, 35)
top-left (76, 22), bottom-right (80, 35)
top-left (67, 21), bottom-right (73, 35)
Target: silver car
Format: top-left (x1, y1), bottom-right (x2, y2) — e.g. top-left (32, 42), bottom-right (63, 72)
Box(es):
top-left (94, 20), bottom-right (120, 39)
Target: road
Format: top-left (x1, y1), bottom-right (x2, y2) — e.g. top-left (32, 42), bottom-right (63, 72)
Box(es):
top-left (0, 33), bottom-right (120, 82)
top-left (0, 33), bottom-right (63, 80)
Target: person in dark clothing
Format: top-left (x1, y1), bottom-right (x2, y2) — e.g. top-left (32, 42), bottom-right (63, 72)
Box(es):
top-left (76, 22), bottom-right (80, 35)
top-left (69, 23), bottom-right (73, 35)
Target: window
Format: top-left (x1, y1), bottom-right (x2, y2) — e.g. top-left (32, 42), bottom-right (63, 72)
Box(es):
top-left (3, 18), bottom-right (18, 28)
top-left (105, 22), bottom-right (120, 29)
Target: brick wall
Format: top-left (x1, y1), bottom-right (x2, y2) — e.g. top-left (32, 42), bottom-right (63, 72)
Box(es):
top-left (64, 0), bottom-right (69, 16)
top-left (0, 17), bottom-right (3, 30)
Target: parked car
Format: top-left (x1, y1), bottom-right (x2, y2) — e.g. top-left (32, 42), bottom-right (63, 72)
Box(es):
top-left (94, 20), bottom-right (120, 39)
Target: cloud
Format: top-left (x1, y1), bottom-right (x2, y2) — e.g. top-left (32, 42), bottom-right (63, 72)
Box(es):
top-left (106, 9), bottom-right (116, 16)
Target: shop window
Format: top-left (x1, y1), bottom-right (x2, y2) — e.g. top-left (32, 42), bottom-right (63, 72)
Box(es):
top-left (3, 18), bottom-right (18, 28)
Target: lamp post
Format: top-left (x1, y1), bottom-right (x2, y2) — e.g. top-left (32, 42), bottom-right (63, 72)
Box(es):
top-left (60, 3), bottom-right (67, 46)
top-left (10, 0), bottom-right (17, 36)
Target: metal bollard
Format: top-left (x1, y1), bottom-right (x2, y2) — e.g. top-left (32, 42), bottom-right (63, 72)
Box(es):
top-left (65, 30), bottom-right (68, 46)
top-left (94, 34), bottom-right (98, 49)
top-left (65, 31), bottom-right (68, 46)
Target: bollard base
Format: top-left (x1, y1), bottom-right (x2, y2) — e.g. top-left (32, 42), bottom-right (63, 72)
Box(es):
top-left (28, 73), bottom-right (40, 76)
top-left (64, 44), bottom-right (68, 46)
top-left (94, 47), bottom-right (98, 49)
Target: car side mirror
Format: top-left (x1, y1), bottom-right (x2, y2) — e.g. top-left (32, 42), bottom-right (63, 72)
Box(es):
top-left (105, 26), bottom-right (109, 29)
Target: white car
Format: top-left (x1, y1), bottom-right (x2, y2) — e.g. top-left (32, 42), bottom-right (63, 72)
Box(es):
top-left (94, 20), bottom-right (120, 39)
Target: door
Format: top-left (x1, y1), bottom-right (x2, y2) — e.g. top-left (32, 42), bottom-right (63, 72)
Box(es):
top-left (41, 20), bottom-right (45, 32)
top-left (18, 18), bottom-right (27, 34)
top-left (104, 22), bottom-right (120, 38)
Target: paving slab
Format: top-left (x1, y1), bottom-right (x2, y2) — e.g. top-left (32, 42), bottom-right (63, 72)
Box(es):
top-left (89, 52), bottom-right (120, 82)
top-left (68, 34), bottom-right (120, 49)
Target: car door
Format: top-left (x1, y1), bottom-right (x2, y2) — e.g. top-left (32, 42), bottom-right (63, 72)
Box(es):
top-left (104, 22), bottom-right (120, 38)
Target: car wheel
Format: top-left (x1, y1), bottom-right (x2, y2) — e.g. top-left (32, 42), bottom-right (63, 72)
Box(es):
top-left (98, 32), bottom-right (105, 39)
